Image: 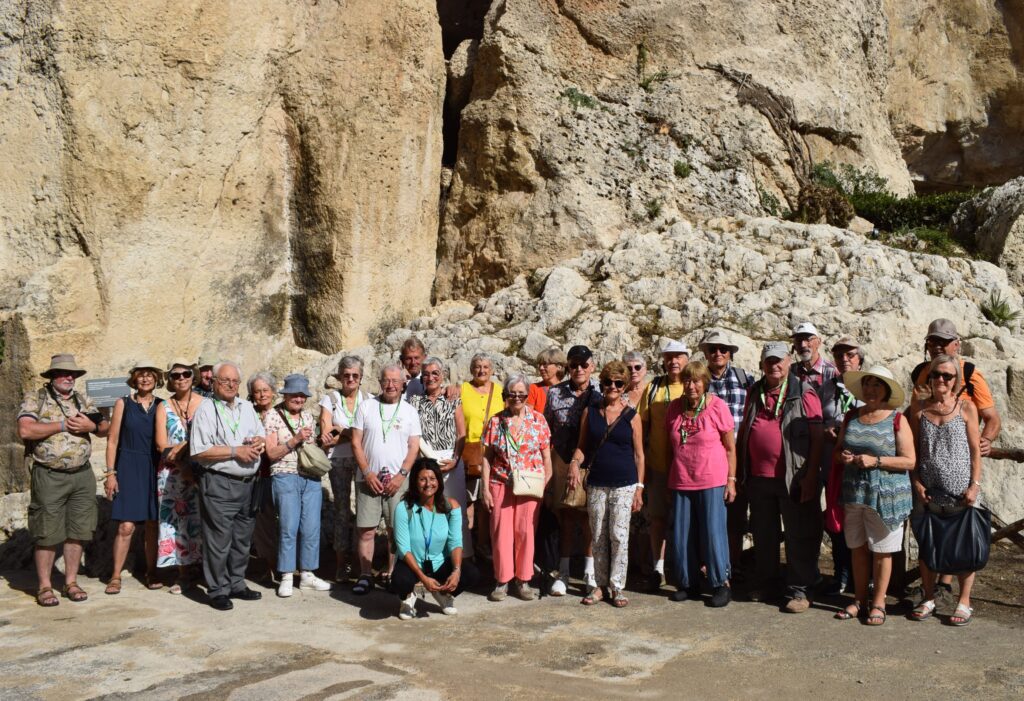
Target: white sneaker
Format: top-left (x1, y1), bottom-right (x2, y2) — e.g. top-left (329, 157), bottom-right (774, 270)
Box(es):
top-left (488, 583), bottom-right (508, 602)
top-left (398, 593), bottom-right (418, 620)
top-left (277, 574), bottom-right (294, 598)
top-left (431, 590), bottom-right (457, 615)
top-left (549, 574), bottom-right (568, 597)
top-left (299, 572), bottom-right (331, 591)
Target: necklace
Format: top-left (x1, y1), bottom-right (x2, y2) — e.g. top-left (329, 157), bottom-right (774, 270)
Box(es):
top-left (928, 396), bottom-right (959, 417)
top-left (135, 392), bottom-right (155, 414)
top-left (678, 394), bottom-right (707, 445)
top-left (171, 389), bottom-right (194, 423)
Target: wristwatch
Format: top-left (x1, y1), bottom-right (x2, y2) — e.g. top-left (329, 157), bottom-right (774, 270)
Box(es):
top-left (399, 468), bottom-right (409, 477)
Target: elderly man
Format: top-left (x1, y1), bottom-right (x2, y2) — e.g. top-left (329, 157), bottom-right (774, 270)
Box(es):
top-left (699, 330), bottom-right (753, 575)
top-left (190, 361), bottom-right (266, 611)
top-left (351, 362), bottom-right (421, 595)
top-left (738, 342), bottom-right (824, 613)
top-left (195, 356), bottom-right (216, 398)
top-left (790, 322), bottom-right (837, 391)
top-left (637, 339), bottom-right (690, 591)
top-left (18, 354), bottom-right (109, 606)
top-left (818, 335), bottom-right (864, 595)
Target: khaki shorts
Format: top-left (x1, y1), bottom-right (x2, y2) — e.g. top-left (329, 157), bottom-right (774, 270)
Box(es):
top-left (355, 478), bottom-right (409, 530)
top-left (844, 504), bottom-right (904, 553)
top-left (644, 468), bottom-right (670, 521)
top-left (28, 464), bottom-right (98, 547)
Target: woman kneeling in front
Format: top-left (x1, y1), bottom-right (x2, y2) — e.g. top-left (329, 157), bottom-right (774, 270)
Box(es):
top-left (393, 459), bottom-right (480, 619)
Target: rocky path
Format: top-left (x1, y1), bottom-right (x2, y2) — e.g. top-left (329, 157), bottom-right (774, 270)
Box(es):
top-left (1, 569), bottom-right (1021, 700)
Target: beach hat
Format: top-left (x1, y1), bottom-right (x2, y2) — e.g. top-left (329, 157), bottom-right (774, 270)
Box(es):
top-left (830, 335), bottom-right (861, 351)
top-left (166, 358), bottom-right (196, 371)
top-left (197, 355), bottom-right (217, 369)
top-left (791, 322), bottom-right (819, 338)
top-left (925, 318), bottom-right (959, 341)
top-left (40, 353), bottom-right (86, 379)
top-left (761, 342), bottom-right (790, 361)
top-left (843, 365), bottom-right (906, 409)
top-left (127, 360), bottom-right (165, 388)
top-left (280, 374), bottom-right (312, 397)
top-left (661, 340), bottom-right (691, 355)
top-left (698, 330), bottom-right (739, 355)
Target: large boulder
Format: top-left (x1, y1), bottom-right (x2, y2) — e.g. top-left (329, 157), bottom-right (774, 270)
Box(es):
top-left (952, 178), bottom-right (1024, 292)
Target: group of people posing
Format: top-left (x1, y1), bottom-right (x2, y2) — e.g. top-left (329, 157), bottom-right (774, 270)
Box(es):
top-left (19, 318), bottom-right (992, 626)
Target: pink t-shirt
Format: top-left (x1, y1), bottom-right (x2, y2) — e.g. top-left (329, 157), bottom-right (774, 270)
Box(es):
top-left (666, 394), bottom-right (735, 490)
top-left (746, 384), bottom-right (822, 479)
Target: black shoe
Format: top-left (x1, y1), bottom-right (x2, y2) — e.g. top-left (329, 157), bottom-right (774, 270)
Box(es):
top-left (229, 587), bottom-right (262, 601)
top-left (708, 586), bottom-right (731, 608)
top-left (209, 595), bottom-right (233, 611)
top-left (647, 572), bottom-right (665, 593)
top-left (669, 589), bottom-right (689, 602)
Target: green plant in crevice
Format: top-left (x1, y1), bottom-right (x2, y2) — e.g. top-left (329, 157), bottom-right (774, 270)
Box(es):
top-left (673, 160), bottom-right (692, 179)
top-left (560, 87), bottom-right (598, 110)
top-left (981, 291), bottom-right (1021, 327)
top-left (644, 198), bottom-right (663, 220)
top-left (636, 42), bottom-right (671, 92)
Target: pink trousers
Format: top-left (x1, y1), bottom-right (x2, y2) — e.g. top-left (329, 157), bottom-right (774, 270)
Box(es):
top-left (489, 480), bottom-right (540, 584)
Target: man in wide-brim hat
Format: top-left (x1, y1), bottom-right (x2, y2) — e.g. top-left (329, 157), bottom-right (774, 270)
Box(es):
top-left (17, 353), bottom-right (109, 607)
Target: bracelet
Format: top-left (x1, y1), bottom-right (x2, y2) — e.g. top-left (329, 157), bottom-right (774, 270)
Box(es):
top-left (60, 420), bottom-right (65, 433)
top-left (452, 566), bottom-right (461, 572)
top-left (635, 482), bottom-right (645, 489)
top-left (875, 456), bottom-right (882, 469)
top-left (727, 477), bottom-right (737, 482)
top-left (971, 480), bottom-right (981, 487)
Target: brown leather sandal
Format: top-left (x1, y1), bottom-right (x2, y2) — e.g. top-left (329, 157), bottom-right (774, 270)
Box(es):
top-left (105, 577), bottom-right (122, 595)
top-left (36, 587), bottom-right (59, 607)
top-left (62, 581), bottom-right (88, 602)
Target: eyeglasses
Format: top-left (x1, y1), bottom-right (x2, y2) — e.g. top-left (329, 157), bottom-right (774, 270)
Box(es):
top-left (926, 337), bottom-right (955, 347)
top-left (929, 371), bottom-right (956, 382)
top-left (601, 379), bottom-right (626, 389)
top-left (215, 378), bottom-right (240, 386)
top-left (169, 370), bottom-right (194, 380)
top-left (505, 392), bottom-right (528, 400)
top-left (706, 345), bottom-right (730, 355)
top-left (381, 379), bottom-right (403, 386)
top-left (568, 362), bottom-right (589, 370)
top-left (628, 364), bottom-right (644, 371)
top-left (423, 370), bottom-right (443, 377)
top-left (341, 373), bottom-right (361, 380)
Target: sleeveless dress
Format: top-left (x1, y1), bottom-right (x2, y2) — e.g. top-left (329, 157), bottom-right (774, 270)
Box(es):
top-left (917, 406), bottom-right (976, 507)
top-left (585, 405), bottom-right (638, 488)
top-left (840, 411), bottom-right (912, 530)
top-left (112, 395), bottom-right (162, 522)
top-left (156, 404), bottom-right (203, 567)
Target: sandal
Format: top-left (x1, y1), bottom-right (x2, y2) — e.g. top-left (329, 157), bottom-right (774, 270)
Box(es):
top-left (36, 587), bottom-right (59, 607)
top-left (834, 602), bottom-right (862, 620)
top-left (352, 574), bottom-right (373, 595)
top-left (62, 581), bottom-right (88, 602)
top-left (581, 588), bottom-right (604, 606)
top-left (865, 606), bottom-right (886, 626)
top-left (610, 591), bottom-right (629, 608)
top-left (145, 572), bottom-right (164, 590)
top-left (910, 599), bottom-right (936, 621)
top-left (949, 603), bottom-right (973, 626)
top-left (105, 577), bottom-right (122, 595)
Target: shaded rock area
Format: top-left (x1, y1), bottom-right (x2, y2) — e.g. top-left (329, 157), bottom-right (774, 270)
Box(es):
top-left (953, 177), bottom-right (1024, 292)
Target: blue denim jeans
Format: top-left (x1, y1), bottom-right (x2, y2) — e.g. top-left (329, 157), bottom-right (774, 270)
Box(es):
top-left (671, 486), bottom-right (731, 589)
top-left (272, 472), bottom-right (322, 573)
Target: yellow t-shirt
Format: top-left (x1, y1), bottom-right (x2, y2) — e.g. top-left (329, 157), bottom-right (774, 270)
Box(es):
top-left (460, 381), bottom-right (503, 443)
top-left (637, 378), bottom-right (685, 473)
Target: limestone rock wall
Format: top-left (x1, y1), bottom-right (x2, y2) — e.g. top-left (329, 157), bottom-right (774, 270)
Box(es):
top-left (952, 178), bottom-right (1024, 291)
top-left (0, 0), bottom-right (444, 491)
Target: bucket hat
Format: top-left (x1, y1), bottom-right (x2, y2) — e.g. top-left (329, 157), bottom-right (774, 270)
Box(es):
top-left (40, 354), bottom-right (87, 379)
top-left (698, 330), bottom-right (740, 355)
top-left (661, 340), bottom-right (691, 355)
top-left (925, 318), bottom-right (959, 341)
top-left (281, 374), bottom-right (312, 398)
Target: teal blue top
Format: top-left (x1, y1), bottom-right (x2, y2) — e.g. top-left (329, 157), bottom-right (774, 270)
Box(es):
top-left (840, 411), bottom-right (912, 530)
top-left (393, 501), bottom-right (463, 571)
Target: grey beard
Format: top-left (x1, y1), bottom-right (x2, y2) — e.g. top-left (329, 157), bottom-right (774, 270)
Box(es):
top-left (797, 351), bottom-right (813, 363)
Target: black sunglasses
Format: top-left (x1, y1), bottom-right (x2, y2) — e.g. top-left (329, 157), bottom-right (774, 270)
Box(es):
top-left (568, 362), bottom-right (590, 370)
top-left (169, 370), bottom-right (194, 380)
top-left (628, 364), bottom-right (644, 371)
top-left (929, 371), bottom-right (956, 382)
top-left (706, 345), bottom-right (731, 355)
top-left (601, 379), bottom-right (626, 389)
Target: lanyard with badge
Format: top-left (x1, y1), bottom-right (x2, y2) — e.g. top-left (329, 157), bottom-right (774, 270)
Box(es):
top-left (214, 398), bottom-right (242, 439)
top-left (378, 400), bottom-right (402, 484)
top-left (339, 391), bottom-right (360, 423)
top-left (678, 394), bottom-right (707, 445)
top-left (418, 506), bottom-right (437, 575)
top-left (759, 378), bottom-right (789, 420)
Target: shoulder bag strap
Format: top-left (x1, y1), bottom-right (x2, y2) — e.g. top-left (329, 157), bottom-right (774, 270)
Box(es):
top-left (275, 407), bottom-right (297, 437)
top-left (482, 384), bottom-right (495, 423)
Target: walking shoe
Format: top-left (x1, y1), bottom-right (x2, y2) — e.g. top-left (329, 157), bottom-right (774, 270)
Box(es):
top-left (277, 575), bottom-right (294, 598)
top-left (549, 574), bottom-right (568, 597)
top-left (432, 591), bottom-right (457, 615)
top-left (515, 580), bottom-right (537, 601)
top-left (299, 572), bottom-right (331, 591)
top-left (783, 596), bottom-right (811, 613)
top-left (488, 583), bottom-right (508, 602)
top-left (398, 593), bottom-right (418, 620)
top-left (709, 586), bottom-right (731, 608)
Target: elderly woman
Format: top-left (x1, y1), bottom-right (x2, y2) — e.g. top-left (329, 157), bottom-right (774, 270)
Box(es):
top-left (262, 374), bottom-right (331, 597)
top-left (154, 360), bottom-right (205, 594)
top-left (832, 366), bottom-right (914, 625)
top-left (410, 357), bottom-right (469, 551)
top-left (104, 362), bottom-right (165, 594)
top-left (482, 374), bottom-right (552, 601)
top-left (567, 361), bottom-right (644, 607)
top-left (247, 371), bottom-right (278, 576)
top-left (392, 459), bottom-right (481, 619)
top-left (664, 361), bottom-right (736, 606)
top-left (622, 351), bottom-right (648, 408)
top-left (319, 356), bottom-right (369, 581)
top-left (908, 355), bottom-right (984, 626)
top-left (460, 352), bottom-right (503, 554)
top-left (527, 347), bottom-right (567, 415)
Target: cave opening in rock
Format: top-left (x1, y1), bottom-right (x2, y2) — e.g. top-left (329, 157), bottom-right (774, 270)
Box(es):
top-left (437, 0), bottom-right (491, 166)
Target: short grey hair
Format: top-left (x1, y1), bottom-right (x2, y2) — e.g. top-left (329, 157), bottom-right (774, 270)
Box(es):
top-left (622, 351), bottom-right (646, 366)
top-left (422, 356), bottom-right (447, 378)
top-left (379, 361), bottom-right (405, 383)
top-left (247, 371), bottom-right (277, 398)
top-left (213, 361), bottom-right (241, 379)
top-left (336, 355), bottom-right (364, 376)
top-left (504, 373), bottom-right (529, 394)
top-left (470, 352), bottom-right (493, 368)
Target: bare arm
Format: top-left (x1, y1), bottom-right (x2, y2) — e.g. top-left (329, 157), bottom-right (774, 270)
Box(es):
top-left (962, 401), bottom-right (983, 505)
top-left (17, 416), bottom-right (63, 442)
top-left (481, 444), bottom-right (495, 511)
top-left (105, 399), bottom-right (125, 471)
top-left (155, 403), bottom-right (170, 452)
top-left (631, 413), bottom-right (645, 512)
top-left (567, 408), bottom-right (590, 488)
top-left (453, 406), bottom-right (467, 461)
top-left (884, 415), bottom-right (916, 471)
top-left (319, 405), bottom-right (337, 448)
top-left (978, 405), bottom-right (1000, 456)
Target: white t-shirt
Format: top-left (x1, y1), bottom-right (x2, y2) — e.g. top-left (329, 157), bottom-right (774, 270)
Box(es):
top-left (319, 390), bottom-right (368, 459)
top-left (353, 396), bottom-right (421, 480)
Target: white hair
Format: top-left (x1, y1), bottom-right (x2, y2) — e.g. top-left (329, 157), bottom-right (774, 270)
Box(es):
top-left (504, 374), bottom-right (529, 394)
top-left (379, 361), bottom-right (405, 383)
top-left (212, 361), bottom-right (240, 378)
top-left (422, 356), bottom-right (447, 378)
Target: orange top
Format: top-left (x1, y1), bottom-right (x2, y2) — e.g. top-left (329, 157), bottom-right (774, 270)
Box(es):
top-left (912, 359), bottom-right (995, 412)
top-left (526, 383), bottom-right (549, 415)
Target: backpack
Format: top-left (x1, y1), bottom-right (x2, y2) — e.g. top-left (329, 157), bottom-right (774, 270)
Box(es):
top-left (912, 361), bottom-right (975, 399)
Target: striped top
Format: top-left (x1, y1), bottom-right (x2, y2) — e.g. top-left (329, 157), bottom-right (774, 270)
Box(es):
top-left (840, 411), bottom-right (912, 529)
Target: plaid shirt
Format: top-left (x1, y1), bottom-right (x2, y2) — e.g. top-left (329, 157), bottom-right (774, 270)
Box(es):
top-left (794, 355), bottom-right (837, 391)
top-left (708, 364), bottom-right (753, 436)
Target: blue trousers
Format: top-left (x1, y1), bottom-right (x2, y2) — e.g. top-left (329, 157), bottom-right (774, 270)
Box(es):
top-left (272, 472), bottom-right (323, 573)
top-left (671, 486), bottom-right (731, 589)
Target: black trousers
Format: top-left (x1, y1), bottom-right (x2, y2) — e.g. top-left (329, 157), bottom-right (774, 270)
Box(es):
top-left (392, 558), bottom-right (480, 598)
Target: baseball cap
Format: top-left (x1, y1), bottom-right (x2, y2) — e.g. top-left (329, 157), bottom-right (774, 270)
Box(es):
top-left (791, 322), bottom-right (819, 338)
top-left (926, 318), bottom-right (959, 341)
top-left (761, 341), bottom-right (790, 361)
top-left (567, 345), bottom-right (593, 362)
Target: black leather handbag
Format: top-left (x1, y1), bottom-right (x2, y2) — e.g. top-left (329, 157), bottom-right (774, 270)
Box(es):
top-left (911, 504), bottom-right (991, 574)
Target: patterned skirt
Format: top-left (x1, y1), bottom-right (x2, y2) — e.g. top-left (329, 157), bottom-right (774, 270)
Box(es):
top-left (156, 460), bottom-right (203, 567)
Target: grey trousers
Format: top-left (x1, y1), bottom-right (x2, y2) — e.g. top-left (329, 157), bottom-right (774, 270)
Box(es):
top-left (747, 475), bottom-right (822, 599)
top-left (198, 471), bottom-right (256, 599)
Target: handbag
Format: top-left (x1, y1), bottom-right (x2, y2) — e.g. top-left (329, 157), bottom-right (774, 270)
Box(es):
top-left (911, 503), bottom-right (991, 574)
top-left (561, 406), bottom-right (631, 510)
top-left (511, 467), bottom-right (545, 499)
top-left (462, 385), bottom-right (495, 478)
top-left (276, 408), bottom-right (332, 478)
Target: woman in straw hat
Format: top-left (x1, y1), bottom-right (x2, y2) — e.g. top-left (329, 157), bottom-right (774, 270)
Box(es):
top-left (104, 361), bottom-right (165, 594)
top-left (154, 359), bottom-right (205, 594)
top-left (832, 365), bottom-right (915, 626)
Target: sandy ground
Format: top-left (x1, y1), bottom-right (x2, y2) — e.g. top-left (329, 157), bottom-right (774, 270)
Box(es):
top-left (2, 553), bottom-right (1022, 701)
